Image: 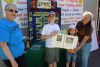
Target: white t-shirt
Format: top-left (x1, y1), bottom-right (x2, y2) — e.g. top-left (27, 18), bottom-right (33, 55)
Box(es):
top-left (41, 23), bottom-right (60, 48)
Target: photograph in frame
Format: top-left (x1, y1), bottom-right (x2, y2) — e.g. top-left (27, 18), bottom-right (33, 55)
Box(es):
top-left (51, 33), bottom-right (78, 49)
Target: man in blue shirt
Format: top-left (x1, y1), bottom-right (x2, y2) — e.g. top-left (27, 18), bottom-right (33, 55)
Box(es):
top-left (0, 3), bottom-right (25, 67)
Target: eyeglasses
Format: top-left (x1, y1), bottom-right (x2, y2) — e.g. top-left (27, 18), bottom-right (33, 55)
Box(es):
top-left (6, 9), bottom-right (18, 13)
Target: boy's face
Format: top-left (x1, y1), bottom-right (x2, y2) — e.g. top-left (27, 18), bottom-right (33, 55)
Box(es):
top-left (48, 14), bottom-right (56, 23)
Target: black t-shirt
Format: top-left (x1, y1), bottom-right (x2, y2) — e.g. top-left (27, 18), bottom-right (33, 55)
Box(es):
top-left (76, 21), bottom-right (93, 43)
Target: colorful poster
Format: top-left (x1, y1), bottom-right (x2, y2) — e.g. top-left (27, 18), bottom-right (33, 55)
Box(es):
top-left (28, 8), bottom-right (61, 42)
top-left (57, 0), bottom-right (83, 25)
top-left (1, 0), bottom-right (28, 28)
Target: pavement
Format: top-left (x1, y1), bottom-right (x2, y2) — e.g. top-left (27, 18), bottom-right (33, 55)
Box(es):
top-left (88, 48), bottom-right (100, 67)
top-left (0, 48), bottom-right (100, 67)
top-left (0, 58), bottom-right (6, 67)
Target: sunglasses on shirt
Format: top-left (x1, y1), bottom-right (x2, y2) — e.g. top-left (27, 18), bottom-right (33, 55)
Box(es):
top-left (6, 9), bottom-right (18, 13)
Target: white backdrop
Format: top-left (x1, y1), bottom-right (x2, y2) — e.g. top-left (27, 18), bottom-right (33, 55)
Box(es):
top-left (91, 21), bottom-right (99, 51)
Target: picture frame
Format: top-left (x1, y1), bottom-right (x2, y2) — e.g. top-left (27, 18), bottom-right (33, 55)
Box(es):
top-left (51, 33), bottom-right (78, 49)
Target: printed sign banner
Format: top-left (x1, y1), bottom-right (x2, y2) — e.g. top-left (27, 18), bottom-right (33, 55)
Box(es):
top-left (57, 0), bottom-right (83, 25)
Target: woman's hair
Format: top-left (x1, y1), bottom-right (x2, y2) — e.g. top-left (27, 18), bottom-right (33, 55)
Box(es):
top-left (78, 20), bottom-right (93, 33)
top-left (85, 20), bottom-right (93, 32)
top-left (83, 11), bottom-right (93, 20)
top-left (85, 20), bottom-right (92, 28)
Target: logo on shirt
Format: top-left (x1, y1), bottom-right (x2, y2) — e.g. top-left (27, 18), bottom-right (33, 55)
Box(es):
top-left (10, 25), bottom-right (19, 31)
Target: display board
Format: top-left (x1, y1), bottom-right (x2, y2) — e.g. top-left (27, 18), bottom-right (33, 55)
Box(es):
top-left (27, 0), bottom-right (61, 43)
top-left (28, 8), bottom-right (61, 43)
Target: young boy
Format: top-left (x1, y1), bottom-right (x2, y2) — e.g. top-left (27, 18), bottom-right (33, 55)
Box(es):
top-left (41, 11), bottom-right (60, 67)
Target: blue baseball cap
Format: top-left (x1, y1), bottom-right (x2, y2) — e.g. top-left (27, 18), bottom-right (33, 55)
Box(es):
top-left (49, 11), bottom-right (56, 15)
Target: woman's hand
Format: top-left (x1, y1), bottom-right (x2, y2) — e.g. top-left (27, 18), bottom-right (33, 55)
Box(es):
top-left (74, 47), bottom-right (81, 52)
top-left (11, 60), bottom-right (18, 67)
top-left (67, 46), bottom-right (81, 53)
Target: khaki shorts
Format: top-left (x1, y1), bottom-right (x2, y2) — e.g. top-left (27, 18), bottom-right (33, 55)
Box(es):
top-left (45, 48), bottom-right (60, 64)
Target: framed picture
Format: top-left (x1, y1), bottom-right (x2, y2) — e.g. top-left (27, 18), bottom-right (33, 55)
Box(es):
top-left (51, 34), bottom-right (64, 48)
top-left (51, 33), bottom-right (78, 49)
top-left (63, 35), bottom-right (78, 49)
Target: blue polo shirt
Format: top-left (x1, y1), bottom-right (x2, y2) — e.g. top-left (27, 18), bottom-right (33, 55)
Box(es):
top-left (0, 18), bottom-right (25, 60)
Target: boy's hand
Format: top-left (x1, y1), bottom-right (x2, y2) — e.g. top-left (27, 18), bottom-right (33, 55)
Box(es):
top-left (26, 41), bottom-right (30, 48)
top-left (50, 31), bottom-right (58, 37)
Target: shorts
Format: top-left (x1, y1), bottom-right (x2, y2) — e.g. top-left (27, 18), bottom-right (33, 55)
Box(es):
top-left (66, 52), bottom-right (77, 62)
top-left (3, 54), bottom-right (26, 67)
top-left (45, 48), bottom-right (59, 64)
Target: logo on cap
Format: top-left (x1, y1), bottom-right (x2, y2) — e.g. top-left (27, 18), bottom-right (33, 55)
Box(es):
top-left (49, 11), bottom-right (55, 15)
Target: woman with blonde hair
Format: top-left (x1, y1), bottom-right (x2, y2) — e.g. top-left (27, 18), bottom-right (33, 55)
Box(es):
top-left (75, 11), bottom-right (93, 67)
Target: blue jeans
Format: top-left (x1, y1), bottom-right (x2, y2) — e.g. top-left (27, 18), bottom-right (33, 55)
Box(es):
top-left (77, 42), bottom-right (91, 67)
top-left (66, 52), bottom-right (77, 62)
